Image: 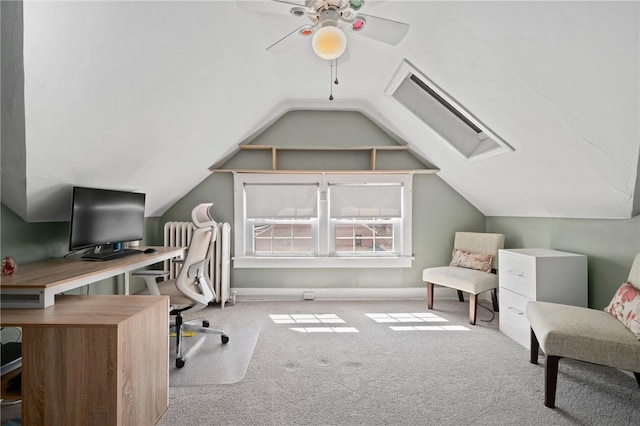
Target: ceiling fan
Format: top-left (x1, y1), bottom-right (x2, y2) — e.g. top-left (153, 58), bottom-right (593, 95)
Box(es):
top-left (238, 0), bottom-right (410, 60)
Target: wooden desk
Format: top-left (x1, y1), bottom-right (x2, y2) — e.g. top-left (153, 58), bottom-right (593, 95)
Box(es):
top-left (0, 246), bottom-right (184, 308)
top-left (1, 295), bottom-right (169, 426)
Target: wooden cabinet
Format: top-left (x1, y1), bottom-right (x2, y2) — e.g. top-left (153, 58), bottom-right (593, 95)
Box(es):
top-left (1, 295), bottom-right (169, 426)
top-left (498, 249), bottom-right (588, 349)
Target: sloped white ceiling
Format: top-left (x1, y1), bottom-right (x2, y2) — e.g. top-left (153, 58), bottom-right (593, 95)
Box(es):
top-left (2, 0), bottom-right (639, 221)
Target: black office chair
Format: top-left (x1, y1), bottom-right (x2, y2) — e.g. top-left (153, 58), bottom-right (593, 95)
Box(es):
top-left (135, 203), bottom-right (228, 368)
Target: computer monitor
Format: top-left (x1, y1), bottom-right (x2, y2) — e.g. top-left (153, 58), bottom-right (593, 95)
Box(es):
top-left (69, 186), bottom-right (146, 252)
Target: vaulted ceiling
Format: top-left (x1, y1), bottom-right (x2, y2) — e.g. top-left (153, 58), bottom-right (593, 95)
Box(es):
top-left (2, 1), bottom-right (639, 222)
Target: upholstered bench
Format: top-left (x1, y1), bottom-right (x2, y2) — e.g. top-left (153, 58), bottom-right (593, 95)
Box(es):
top-left (526, 253), bottom-right (640, 408)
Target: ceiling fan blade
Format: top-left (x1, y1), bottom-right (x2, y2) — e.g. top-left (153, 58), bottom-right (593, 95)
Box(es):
top-left (236, 0), bottom-right (306, 15)
top-left (350, 13), bottom-right (409, 46)
top-left (266, 25), bottom-right (309, 52)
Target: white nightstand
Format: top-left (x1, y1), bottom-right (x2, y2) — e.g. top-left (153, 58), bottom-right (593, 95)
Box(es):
top-left (498, 248), bottom-right (588, 348)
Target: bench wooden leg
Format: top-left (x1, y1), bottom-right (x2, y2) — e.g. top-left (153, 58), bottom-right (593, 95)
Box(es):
top-left (457, 290), bottom-right (465, 302)
top-left (426, 282), bottom-right (434, 310)
top-left (491, 288), bottom-right (499, 312)
top-left (530, 328), bottom-right (540, 364)
top-left (469, 293), bottom-right (477, 325)
top-left (634, 372), bottom-right (640, 387)
top-left (545, 355), bottom-right (562, 408)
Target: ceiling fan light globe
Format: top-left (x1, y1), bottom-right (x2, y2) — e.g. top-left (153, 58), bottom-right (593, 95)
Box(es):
top-left (312, 26), bottom-right (347, 60)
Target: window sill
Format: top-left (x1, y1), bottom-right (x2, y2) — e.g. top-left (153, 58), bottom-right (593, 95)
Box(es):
top-left (233, 256), bottom-right (414, 269)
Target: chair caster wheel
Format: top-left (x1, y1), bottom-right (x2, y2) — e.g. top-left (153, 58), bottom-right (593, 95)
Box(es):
top-left (202, 320), bottom-right (210, 328)
top-left (221, 334), bottom-right (229, 344)
top-left (176, 358), bottom-right (186, 368)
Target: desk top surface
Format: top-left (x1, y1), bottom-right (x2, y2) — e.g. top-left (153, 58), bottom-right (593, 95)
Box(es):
top-left (0, 246), bottom-right (184, 290)
top-left (0, 295), bottom-right (169, 326)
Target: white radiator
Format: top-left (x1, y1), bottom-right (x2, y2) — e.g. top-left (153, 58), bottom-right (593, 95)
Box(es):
top-left (215, 222), bottom-right (231, 308)
top-left (163, 221), bottom-right (231, 307)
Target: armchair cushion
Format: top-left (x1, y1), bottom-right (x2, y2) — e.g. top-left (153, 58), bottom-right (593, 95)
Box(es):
top-left (422, 266), bottom-right (498, 295)
top-left (604, 281), bottom-right (640, 340)
top-left (449, 249), bottom-right (493, 273)
top-left (527, 301), bottom-right (640, 372)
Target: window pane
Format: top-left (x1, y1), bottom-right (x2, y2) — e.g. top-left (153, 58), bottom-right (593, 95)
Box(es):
top-left (294, 238), bottom-right (314, 252)
top-left (373, 224), bottom-right (393, 237)
top-left (272, 225), bottom-right (292, 237)
top-left (374, 238), bottom-right (393, 252)
top-left (251, 222), bottom-right (314, 255)
top-left (272, 239), bottom-right (292, 252)
top-left (334, 222), bottom-right (395, 254)
top-left (292, 224), bottom-right (312, 238)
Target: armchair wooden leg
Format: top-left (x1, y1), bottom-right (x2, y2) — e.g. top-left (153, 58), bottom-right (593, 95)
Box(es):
top-left (530, 328), bottom-right (540, 364)
top-left (469, 293), bottom-right (477, 325)
top-left (427, 282), bottom-right (434, 310)
top-left (545, 355), bottom-right (562, 408)
top-left (457, 290), bottom-right (465, 302)
top-left (491, 288), bottom-right (499, 312)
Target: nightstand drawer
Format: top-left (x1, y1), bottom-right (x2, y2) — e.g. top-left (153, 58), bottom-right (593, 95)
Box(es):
top-left (499, 252), bottom-right (535, 298)
top-left (499, 288), bottom-right (532, 349)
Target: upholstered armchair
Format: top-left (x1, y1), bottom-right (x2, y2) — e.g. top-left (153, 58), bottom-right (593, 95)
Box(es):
top-left (527, 253), bottom-right (640, 408)
top-left (422, 232), bottom-right (505, 325)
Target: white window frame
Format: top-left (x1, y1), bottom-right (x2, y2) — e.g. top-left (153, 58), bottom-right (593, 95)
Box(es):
top-left (233, 173), bottom-right (413, 268)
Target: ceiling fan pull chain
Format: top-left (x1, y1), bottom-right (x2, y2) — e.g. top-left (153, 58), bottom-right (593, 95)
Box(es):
top-left (334, 58), bottom-right (339, 85)
top-left (329, 60), bottom-right (334, 101)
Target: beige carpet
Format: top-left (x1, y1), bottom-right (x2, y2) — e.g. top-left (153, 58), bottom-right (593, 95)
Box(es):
top-left (158, 299), bottom-right (640, 425)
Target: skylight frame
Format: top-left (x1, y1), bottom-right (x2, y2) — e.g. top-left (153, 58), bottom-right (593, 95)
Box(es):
top-left (385, 60), bottom-right (514, 162)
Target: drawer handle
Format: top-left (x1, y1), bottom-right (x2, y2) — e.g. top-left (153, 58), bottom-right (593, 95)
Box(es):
top-left (508, 306), bottom-right (524, 316)
top-left (508, 268), bottom-right (525, 277)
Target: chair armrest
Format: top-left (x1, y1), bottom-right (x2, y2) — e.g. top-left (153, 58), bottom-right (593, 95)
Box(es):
top-left (132, 270), bottom-right (170, 277)
top-left (132, 270), bottom-right (170, 295)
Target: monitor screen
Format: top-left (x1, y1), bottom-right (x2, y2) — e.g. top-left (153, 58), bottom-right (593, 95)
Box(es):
top-left (69, 186), bottom-right (146, 251)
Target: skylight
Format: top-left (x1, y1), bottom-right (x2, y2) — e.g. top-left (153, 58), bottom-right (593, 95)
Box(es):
top-left (386, 60), bottom-right (514, 162)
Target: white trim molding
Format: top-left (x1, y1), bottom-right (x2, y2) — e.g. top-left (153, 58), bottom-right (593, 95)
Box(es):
top-left (232, 286), bottom-right (461, 302)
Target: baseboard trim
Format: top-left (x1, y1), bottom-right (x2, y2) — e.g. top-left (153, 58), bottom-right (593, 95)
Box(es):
top-left (232, 287), bottom-right (460, 302)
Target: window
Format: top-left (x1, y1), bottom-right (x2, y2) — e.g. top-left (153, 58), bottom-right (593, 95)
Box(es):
top-left (234, 173), bottom-right (413, 268)
top-left (385, 60), bottom-right (514, 162)
top-left (244, 183), bottom-right (317, 256)
top-left (329, 183), bottom-right (401, 256)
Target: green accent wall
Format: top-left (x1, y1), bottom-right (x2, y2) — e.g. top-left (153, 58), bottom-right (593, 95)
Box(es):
top-left (486, 215), bottom-right (640, 309)
top-left (3, 110), bottom-right (638, 308)
top-left (0, 203), bottom-right (162, 294)
top-left (161, 110), bottom-right (486, 289)
top-left (1, 203), bottom-right (68, 264)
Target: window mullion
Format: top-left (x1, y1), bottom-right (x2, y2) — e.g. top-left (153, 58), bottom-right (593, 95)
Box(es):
top-left (318, 186), bottom-right (329, 256)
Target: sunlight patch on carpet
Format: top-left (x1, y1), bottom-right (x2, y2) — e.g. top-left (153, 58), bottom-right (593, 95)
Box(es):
top-left (365, 312), bottom-right (449, 323)
top-left (290, 327), bottom-right (359, 333)
top-left (269, 313), bottom-right (346, 324)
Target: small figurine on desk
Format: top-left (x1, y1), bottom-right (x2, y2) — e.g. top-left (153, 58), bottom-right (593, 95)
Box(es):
top-left (2, 256), bottom-right (16, 276)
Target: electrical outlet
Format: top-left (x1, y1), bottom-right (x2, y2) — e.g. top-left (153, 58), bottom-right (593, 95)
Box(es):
top-left (303, 291), bottom-right (315, 300)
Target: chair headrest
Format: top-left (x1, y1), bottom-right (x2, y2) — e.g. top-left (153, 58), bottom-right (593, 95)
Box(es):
top-left (191, 203), bottom-right (216, 228)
